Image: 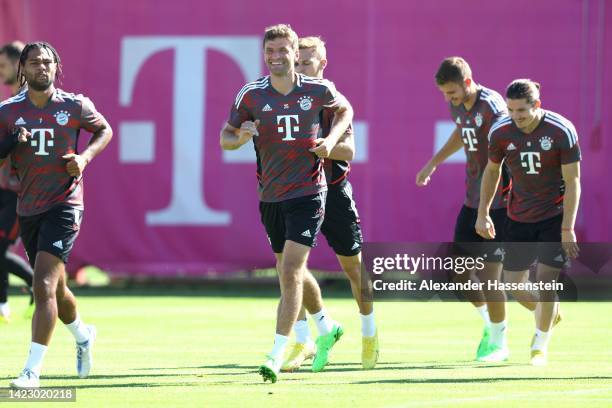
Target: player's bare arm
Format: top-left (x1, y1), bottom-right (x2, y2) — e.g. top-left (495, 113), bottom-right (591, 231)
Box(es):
top-left (560, 161), bottom-right (581, 259)
top-left (310, 97), bottom-right (353, 158)
top-left (475, 159), bottom-right (502, 239)
top-left (63, 119), bottom-right (113, 177)
top-left (220, 120), bottom-right (260, 151)
top-left (416, 127), bottom-right (462, 186)
top-left (326, 130), bottom-right (355, 161)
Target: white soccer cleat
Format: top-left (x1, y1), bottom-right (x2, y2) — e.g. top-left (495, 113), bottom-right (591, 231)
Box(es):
top-left (76, 325), bottom-right (97, 378)
top-left (530, 349), bottom-right (548, 366)
top-left (0, 303), bottom-right (10, 323)
top-left (10, 369), bottom-right (40, 388)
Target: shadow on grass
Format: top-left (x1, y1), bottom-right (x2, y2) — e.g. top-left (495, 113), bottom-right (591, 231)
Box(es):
top-left (354, 376), bottom-right (612, 385)
top-left (134, 360), bottom-right (524, 373)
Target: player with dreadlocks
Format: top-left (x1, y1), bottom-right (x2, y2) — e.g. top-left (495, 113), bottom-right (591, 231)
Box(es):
top-left (0, 42), bottom-right (113, 388)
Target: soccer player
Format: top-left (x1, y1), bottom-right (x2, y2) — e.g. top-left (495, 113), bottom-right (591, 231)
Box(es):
top-left (416, 57), bottom-right (537, 360)
top-left (476, 79), bottom-right (580, 365)
top-left (0, 42), bottom-right (113, 387)
top-left (0, 41), bottom-right (34, 322)
top-left (220, 24), bottom-right (353, 383)
top-left (281, 36), bottom-right (377, 372)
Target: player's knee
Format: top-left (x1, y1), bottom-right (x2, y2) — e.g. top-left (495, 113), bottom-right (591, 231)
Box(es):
top-left (339, 256), bottom-right (361, 279)
top-left (33, 279), bottom-right (56, 302)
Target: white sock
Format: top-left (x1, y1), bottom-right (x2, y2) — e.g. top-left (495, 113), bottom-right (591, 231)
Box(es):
top-left (0, 302), bottom-right (9, 316)
top-left (294, 319), bottom-right (311, 344)
top-left (269, 334), bottom-right (289, 361)
top-left (312, 309), bottom-right (334, 336)
top-left (490, 320), bottom-right (507, 348)
top-left (24, 342), bottom-right (47, 377)
top-left (532, 329), bottom-right (551, 351)
top-left (476, 305), bottom-right (491, 327)
top-left (65, 315), bottom-right (90, 343)
top-left (360, 312), bottom-right (376, 337)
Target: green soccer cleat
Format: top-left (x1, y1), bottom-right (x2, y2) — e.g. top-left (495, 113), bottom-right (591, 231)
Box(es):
top-left (312, 323), bottom-right (344, 372)
top-left (258, 356), bottom-right (281, 383)
top-left (477, 344), bottom-right (509, 363)
top-left (476, 326), bottom-right (491, 360)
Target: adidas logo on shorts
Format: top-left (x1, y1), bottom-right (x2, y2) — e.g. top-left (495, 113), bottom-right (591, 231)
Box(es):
top-left (301, 230), bottom-right (312, 238)
top-left (52, 240), bottom-right (63, 250)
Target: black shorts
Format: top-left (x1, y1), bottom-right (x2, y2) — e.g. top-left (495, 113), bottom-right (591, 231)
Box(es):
top-left (320, 181), bottom-right (363, 257)
top-left (0, 188), bottom-right (19, 246)
top-left (453, 205), bottom-right (507, 262)
top-left (503, 214), bottom-right (566, 271)
top-left (259, 192), bottom-right (326, 254)
top-left (19, 205), bottom-right (84, 267)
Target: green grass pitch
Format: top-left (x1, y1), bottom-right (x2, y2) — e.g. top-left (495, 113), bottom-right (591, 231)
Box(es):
top-left (1, 289), bottom-right (611, 407)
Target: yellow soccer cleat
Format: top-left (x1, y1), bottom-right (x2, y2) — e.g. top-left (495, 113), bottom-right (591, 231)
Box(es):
top-left (281, 342), bottom-right (316, 372)
top-left (362, 331), bottom-right (379, 369)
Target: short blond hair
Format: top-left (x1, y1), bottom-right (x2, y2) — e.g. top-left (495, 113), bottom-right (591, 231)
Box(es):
top-left (298, 36), bottom-right (326, 60)
top-left (263, 24), bottom-right (298, 50)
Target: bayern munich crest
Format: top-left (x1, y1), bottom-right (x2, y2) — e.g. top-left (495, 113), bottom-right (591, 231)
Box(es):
top-left (474, 112), bottom-right (483, 128)
top-left (540, 136), bottom-right (553, 151)
top-left (54, 110), bottom-right (70, 126)
top-left (298, 96), bottom-right (313, 111)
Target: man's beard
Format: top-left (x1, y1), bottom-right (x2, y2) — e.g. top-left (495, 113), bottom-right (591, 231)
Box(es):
top-left (26, 76), bottom-right (53, 91)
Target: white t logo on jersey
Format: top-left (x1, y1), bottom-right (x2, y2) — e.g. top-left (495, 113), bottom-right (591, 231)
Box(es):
top-left (520, 151), bottom-right (541, 174)
top-left (30, 128), bottom-right (55, 156)
top-left (461, 128), bottom-right (478, 152)
top-left (277, 115), bottom-right (299, 141)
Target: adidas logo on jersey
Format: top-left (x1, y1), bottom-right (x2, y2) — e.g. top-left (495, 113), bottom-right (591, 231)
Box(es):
top-left (301, 230), bottom-right (312, 238)
top-left (52, 240), bottom-right (63, 250)
top-left (507, 143), bottom-right (516, 151)
top-left (14, 117), bottom-right (26, 125)
top-left (262, 104), bottom-right (272, 112)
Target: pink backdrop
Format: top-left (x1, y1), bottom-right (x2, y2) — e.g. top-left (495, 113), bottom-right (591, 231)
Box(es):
top-left (1, 0), bottom-right (610, 275)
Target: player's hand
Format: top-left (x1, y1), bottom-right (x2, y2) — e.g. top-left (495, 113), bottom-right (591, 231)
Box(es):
top-left (475, 214), bottom-right (496, 239)
top-left (309, 138), bottom-right (334, 158)
top-left (13, 127), bottom-right (31, 143)
top-left (416, 163), bottom-right (436, 186)
top-left (62, 153), bottom-right (88, 177)
top-left (238, 120), bottom-right (260, 144)
top-left (561, 230), bottom-right (579, 259)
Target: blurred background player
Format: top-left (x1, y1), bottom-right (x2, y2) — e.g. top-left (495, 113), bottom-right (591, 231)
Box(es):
top-left (0, 41), bottom-right (34, 322)
top-left (220, 25), bottom-right (353, 383)
top-left (282, 36), bottom-right (377, 372)
top-left (416, 57), bottom-right (537, 360)
top-left (477, 79), bottom-right (580, 365)
top-left (0, 42), bottom-right (113, 387)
